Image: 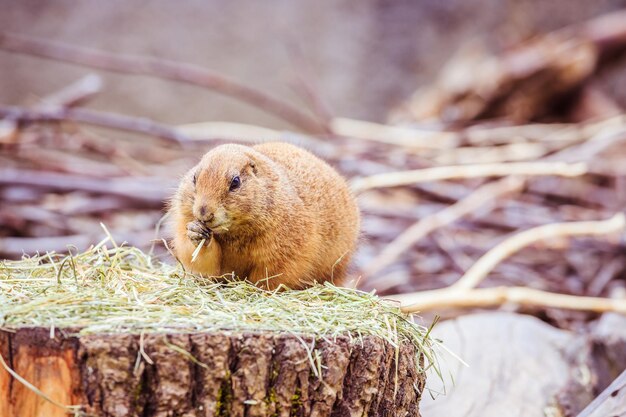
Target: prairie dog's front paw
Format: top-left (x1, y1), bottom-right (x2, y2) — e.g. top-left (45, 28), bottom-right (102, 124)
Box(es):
top-left (186, 220), bottom-right (212, 245)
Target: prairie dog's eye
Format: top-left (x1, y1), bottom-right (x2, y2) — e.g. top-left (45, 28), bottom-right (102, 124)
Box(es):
top-left (192, 172), bottom-right (198, 186)
top-left (229, 175), bottom-right (241, 191)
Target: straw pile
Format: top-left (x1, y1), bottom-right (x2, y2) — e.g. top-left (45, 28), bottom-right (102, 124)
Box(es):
top-left (0, 237), bottom-right (440, 374)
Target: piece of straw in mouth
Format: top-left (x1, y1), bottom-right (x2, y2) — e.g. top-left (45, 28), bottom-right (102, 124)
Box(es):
top-left (191, 238), bottom-right (206, 263)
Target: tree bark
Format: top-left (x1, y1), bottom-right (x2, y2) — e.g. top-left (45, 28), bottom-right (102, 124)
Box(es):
top-left (0, 328), bottom-right (425, 417)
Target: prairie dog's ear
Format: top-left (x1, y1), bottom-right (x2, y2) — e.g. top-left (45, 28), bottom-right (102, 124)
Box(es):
top-left (248, 158), bottom-right (258, 175)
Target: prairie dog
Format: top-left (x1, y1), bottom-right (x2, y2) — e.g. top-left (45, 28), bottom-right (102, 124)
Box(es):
top-left (168, 142), bottom-right (360, 290)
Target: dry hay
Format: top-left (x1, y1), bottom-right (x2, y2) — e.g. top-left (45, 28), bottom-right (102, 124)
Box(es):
top-left (0, 234), bottom-right (444, 379)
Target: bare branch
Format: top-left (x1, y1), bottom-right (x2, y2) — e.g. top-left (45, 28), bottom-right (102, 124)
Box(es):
top-left (177, 121), bottom-right (283, 144)
top-left (452, 213), bottom-right (626, 290)
top-left (575, 369), bottom-right (626, 417)
top-left (582, 9), bottom-right (626, 54)
top-left (0, 104), bottom-right (191, 144)
top-left (37, 74), bottom-right (103, 109)
top-left (0, 167), bottom-right (172, 206)
top-left (0, 231), bottom-right (156, 258)
top-left (361, 177), bottom-right (525, 278)
top-left (0, 31), bottom-right (325, 133)
top-left (433, 142), bottom-right (550, 165)
top-left (287, 44), bottom-right (334, 124)
top-left (463, 116), bottom-right (626, 146)
top-left (391, 286), bottom-right (626, 314)
top-left (330, 117), bottom-right (459, 149)
top-left (1, 104), bottom-right (315, 147)
top-left (351, 161), bottom-right (587, 193)
top-left (387, 213), bottom-right (626, 315)
top-left (333, 115), bottom-right (626, 150)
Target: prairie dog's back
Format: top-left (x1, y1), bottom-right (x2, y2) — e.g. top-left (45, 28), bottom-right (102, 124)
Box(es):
top-left (253, 142), bottom-right (359, 262)
top-left (253, 142), bottom-right (356, 215)
top-left (253, 142), bottom-right (346, 191)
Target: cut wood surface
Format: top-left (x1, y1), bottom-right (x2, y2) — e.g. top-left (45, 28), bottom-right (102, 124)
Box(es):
top-left (0, 328), bottom-right (425, 417)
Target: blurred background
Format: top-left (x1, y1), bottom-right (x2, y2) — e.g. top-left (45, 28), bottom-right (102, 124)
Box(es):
top-left (3, 0), bottom-right (626, 124)
top-left (2, 2), bottom-right (626, 415)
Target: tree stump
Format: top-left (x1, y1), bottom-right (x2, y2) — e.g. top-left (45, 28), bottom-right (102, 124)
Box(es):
top-left (0, 328), bottom-right (425, 417)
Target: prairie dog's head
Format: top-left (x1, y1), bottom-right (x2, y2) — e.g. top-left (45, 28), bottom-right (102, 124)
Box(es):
top-left (179, 144), bottom-right (270, 234)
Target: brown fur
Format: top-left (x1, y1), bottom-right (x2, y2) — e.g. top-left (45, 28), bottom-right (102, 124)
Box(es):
top-left (168, 142), bottom-right (360, 290)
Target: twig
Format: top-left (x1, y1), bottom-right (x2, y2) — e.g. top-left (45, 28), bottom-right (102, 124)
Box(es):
top-left (361, 177), bottom-right (525, 278)
top-left (0, 104), bottom-right (191, 144)
top-left (388, 213), bottom-right (626, 314)
top-left (587, 258), bottom-right (624, 297)
top-left (582, 9), bottom-right (626, 55)
top-left (37, 73), bottom-right (103, 109)
top-left (0, 167), bottom-right (171, 205)
top-left (433, 142), bottom-right (550, 165)
top-left (464, 115), bottom-right (626, 146)
top-left (334, 115), bottom-right (626, 150)
top-left (451, 213), bottom-right (626, 290)
top-left (0, 31), bottom-right (325, 133)
top-left (177, 121), bottom-right (332, 155)
top-left (545, 127), bottom-right (626, 165)
top-left (330, 117), bottom-right (459, 149)
top-left (0, 197), bottom-right (152, 217)
top-left (0, 104), bottom-right (325, 148)
top-left (0, 231), bottom-right (156, 258)
top-left (14, 147), bottom-right (128, 177)
top-left (575, 369), bottom-right (626, 417)
top-left (392, 286), bottom-right (626, 314)
top-left (287, 44), bottom-right (334, 124)
top-left (351, 161), bottom-right (587, 193)
top-left (178, 121), bottom-right (281, 143)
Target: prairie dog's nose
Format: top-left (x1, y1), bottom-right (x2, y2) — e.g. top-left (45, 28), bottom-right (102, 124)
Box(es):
top-left (195, 204), bottom-right (214, 222)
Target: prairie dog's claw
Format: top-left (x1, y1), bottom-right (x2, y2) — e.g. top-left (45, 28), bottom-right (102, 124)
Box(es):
top-left (186, 220), bottom-right (212, 245)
